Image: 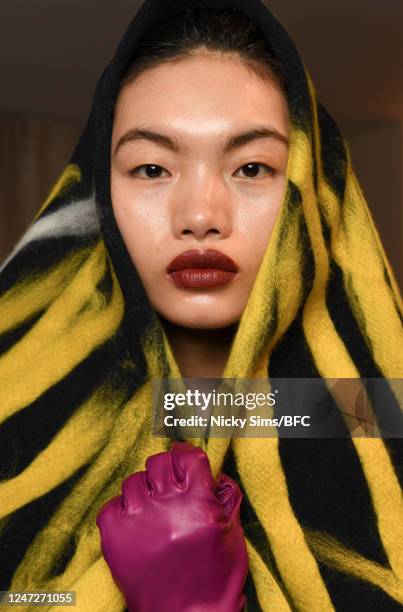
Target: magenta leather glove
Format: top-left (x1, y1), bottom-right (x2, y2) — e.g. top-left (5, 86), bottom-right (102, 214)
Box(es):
top-left (96, 441), bottom-right (249, 612)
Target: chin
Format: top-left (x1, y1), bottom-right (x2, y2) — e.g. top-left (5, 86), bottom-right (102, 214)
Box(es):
top-left (157, 308), bottom-right (241, 330)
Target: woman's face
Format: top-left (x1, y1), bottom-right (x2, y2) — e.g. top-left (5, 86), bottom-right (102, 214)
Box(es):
top-left (111, 54), bottom-right (290, 329)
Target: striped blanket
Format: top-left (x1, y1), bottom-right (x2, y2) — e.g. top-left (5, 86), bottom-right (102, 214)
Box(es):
top-left (0, 1), bottom-right (402, 610)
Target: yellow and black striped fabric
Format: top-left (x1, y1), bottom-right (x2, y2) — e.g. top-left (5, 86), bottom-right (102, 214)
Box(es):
top-left (0, 1), bottom-right (402, 610)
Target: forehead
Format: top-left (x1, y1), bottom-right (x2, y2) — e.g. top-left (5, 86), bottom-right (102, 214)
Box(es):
top-left (113, 54), bottom-right (290, 141)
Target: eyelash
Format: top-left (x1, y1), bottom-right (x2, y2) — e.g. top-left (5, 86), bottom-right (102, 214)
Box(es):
top-left (128, 162), bottom-right (275, 180)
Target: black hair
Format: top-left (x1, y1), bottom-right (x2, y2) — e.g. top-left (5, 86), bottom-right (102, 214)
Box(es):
top-left (120, 7), bottom-right (286, 93)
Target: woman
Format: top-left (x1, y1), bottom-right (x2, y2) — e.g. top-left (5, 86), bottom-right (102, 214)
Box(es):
top-left (0, 1), bottom-right (402, 611)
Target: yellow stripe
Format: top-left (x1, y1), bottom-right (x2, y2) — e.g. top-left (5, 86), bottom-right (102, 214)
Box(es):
top-left (351, 170), bottom-right (403, 312)
top-left (245, 537), bottom-right (292, 611)
top-left (0, 243), bottom-right (124, 422)
top-left (0, 249), bottom-right (89, 335)
top-left (353, 438), bottom-right (403, 579)
top-left (49, 557), bottom-right (125, 612)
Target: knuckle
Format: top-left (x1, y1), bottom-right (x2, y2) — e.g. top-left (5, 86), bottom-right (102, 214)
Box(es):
top-left (145, 451), bottom-right (170, 473)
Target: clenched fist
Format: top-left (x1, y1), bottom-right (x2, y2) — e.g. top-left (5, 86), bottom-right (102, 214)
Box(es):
top-left (96, 441), bottom-right (249, 612)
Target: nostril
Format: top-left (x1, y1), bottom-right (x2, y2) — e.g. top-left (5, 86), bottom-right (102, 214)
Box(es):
top-left (180, 228), bottom-right (221, 238)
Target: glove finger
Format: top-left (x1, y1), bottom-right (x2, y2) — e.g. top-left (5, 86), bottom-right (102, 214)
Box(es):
top-left (170, 441), bottom-right (216, 493)
top-left (145, 451), bottom-right (181, 494)
top-left (96, 495), bottom-right (130, 571)
top-left (96, 494), bottom-right (123, 530)
top-left (121, 470), bottom-right (149, 510)
top-left (215, 472), bottom-right (243, 518)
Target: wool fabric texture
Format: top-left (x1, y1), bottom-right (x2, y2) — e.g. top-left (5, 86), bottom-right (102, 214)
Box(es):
top-left (0, 1), bottom-right (402, 611)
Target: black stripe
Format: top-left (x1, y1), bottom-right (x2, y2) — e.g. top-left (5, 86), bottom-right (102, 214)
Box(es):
top-left (48, 530), bottom-right (78, 580)
top-left (318, 205), bottom-right (331, 252)
top-left (257, 182), bottom-right (304, 355)
top-left (326, 257), bottom-right (397, 371)
top-left (318, 564), bottom-right (403, 612)
top-left (317, 102), bottom-right (347, 203)
top-left (270, 307), bottom-right (318, 378)
top-left (278, 182), bottom-right (302, 244)
top-left (326, 260), bottom-right (403, 435)
top-left (0, 310), bottom-right (44, 357)
top-left (75, 262), bottom-right (115, 317)
top-left (244, 570), bottom-right (263, 612)
top-left (383, 438), bottom-right (403, 490)
top-left (283, 182), bottom-right (316, 306)
top-left (0, 238), bottom-right (94, 298)
top-left (383, 265), bottom-right (403, 327)
top-left (96, 261), bottom-right (114, 305)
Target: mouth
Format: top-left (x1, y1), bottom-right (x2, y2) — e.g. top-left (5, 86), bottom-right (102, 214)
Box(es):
top-left (167, 249), bottom-right (239, 289)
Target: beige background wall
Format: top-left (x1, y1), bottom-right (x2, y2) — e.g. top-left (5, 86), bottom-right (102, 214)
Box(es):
top-left (348, 122), bottom-right (402, 286)
top-left (0, 116), bottom-right (82, 259)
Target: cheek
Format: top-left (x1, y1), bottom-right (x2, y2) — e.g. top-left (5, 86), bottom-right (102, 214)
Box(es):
top-left (111, 179), bottom-right (170, 273)
top-left (233, 178), bottom-right (286, 269)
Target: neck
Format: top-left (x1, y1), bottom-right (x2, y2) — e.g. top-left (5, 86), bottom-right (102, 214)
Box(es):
top-left (161, 320), bottom-right (237, 378)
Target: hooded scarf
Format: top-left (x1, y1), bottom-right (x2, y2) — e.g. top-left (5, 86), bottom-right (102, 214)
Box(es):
top-left (0, 1), bottom-right (402, 611)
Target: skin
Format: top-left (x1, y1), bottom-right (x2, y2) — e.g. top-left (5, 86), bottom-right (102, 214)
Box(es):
top-left (111, 52), bottom-right (290, 376)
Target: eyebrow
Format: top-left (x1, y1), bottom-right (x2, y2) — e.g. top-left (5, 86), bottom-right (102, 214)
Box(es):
top-left (113, 125), bottom-right (289, 157)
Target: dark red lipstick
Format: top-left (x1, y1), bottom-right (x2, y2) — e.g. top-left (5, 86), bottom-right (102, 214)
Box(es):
top-left (167, 249), bottom-right (238, 289)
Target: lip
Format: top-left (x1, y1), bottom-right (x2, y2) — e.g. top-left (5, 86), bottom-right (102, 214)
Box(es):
top-left (167, 249), bottom-right (239, 289)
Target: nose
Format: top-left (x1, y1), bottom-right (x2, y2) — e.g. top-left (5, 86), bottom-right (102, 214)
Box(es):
top-left (170, 171), bottom-right (232, 241)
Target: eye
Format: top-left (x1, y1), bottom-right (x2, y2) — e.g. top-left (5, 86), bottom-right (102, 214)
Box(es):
top-left (234, 162), bottom-right (274, 179)
top-left (129, 164), bottom-right (170, 179)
